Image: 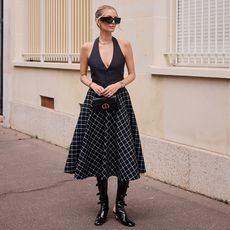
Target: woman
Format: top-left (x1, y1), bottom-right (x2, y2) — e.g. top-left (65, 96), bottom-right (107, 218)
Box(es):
top-left (64, 5), bottom-right (146, 227)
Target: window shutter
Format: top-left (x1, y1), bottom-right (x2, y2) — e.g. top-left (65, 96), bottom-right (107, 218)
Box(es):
top-left (176, 0), bottom-right (230, 67)
top-left (27, 0), bottom-right (41, 61)
top-left (72, 0), bottom-right (91, 63)
top-left (24, 0), bottom-right (91, 63)
top-left (44, 0), bottom-right (68, 62)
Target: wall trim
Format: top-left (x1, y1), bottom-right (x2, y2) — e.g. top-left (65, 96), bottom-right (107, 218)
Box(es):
top-left (150, 65), bottom-right (230, 79)
top-left (13, 61), bottom-right (80, 70)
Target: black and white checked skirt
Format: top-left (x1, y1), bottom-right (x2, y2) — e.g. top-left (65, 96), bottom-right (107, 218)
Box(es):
top-left (64, 88), bottom-right (146, 181)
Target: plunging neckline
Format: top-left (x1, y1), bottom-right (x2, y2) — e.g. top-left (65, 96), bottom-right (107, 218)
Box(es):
top-left (97, 37), bottom-right (115, 70)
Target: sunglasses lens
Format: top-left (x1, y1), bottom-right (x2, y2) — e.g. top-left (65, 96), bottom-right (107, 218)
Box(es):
top-left (114, 17), bottom-right (121, 24)
top-left (100, 17), bottom-right (121, 24)
top-left (106, 17), bottom-right (114, 23)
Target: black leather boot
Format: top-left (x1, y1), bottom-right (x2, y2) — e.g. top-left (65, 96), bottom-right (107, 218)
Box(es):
top-left (113, 179), bottom-right (135, 227)
top-left (94, 176), bottom-right (109, 226)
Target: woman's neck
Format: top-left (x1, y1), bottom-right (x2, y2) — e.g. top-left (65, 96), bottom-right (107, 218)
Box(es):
top-left (99, 32), bottom-right (113, 44)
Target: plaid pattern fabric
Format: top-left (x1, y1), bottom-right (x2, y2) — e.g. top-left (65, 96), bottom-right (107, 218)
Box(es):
top-left (64, 88), bottom-right (146, 181)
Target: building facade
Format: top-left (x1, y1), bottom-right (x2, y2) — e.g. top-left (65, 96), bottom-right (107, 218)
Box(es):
top-left (3, 0), bottom-right (230, 202)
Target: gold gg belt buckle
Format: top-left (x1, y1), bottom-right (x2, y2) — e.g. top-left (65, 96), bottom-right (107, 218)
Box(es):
top-left (102, 103), bottom-right (110, 110)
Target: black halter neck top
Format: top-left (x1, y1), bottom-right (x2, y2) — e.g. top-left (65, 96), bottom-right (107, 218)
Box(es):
top-left (88, 37), bottom-right (125, 88)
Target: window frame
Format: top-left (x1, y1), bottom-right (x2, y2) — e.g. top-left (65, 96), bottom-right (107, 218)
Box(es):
top-left (151, 0), bottom-right (230, 78)
top-left (165, 0), bottom-right (230, 69)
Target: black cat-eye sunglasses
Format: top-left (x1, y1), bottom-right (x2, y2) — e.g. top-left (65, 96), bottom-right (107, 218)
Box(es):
top-left (100, 16), bottom-right (121, 24)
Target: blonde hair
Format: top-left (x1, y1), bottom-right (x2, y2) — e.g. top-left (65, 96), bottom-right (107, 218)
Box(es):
top-left (95, 5), bottom-right (118, 20)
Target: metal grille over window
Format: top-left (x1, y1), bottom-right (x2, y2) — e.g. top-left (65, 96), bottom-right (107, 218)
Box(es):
top-left (23, 0), bottom-right (91, 63)
top-left (172, 0), bottom-right (230, 67)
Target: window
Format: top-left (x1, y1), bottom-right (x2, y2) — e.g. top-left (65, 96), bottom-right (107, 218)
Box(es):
top-left (23, 0), bottom-right (91, 63)
top-left (170, 0), bottom-right (230, 68)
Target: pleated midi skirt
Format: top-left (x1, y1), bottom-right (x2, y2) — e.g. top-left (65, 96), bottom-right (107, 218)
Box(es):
top-left (64, 88), bottom-right (146, 181)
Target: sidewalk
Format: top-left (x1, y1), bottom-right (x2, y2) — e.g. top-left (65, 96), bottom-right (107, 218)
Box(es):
top-left (0, 124), bottom-right (230, 230)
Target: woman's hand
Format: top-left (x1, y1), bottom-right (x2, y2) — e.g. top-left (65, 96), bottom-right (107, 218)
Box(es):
top-left (90, 82), bottom-right (105, 96)
top-left (102, 82), bottom-right (121, 97)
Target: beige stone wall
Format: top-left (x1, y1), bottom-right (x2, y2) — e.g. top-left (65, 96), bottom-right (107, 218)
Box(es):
top-left (112, 0), bottom-right (230, 156)
top-left (3, 0), bottom-right (230, 202)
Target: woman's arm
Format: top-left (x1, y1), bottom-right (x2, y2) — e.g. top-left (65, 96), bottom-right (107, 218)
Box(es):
top-left (121, 40), bottom-right (136, 86)
top-left (79, 43), bottom-right (92, 87)
top-left (80, 43), bottom-right (105, 96)
top-left (103, 40), bottom-right (136, 97)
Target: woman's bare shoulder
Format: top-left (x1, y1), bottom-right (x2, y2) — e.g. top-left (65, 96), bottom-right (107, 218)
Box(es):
top-left (117, 38), bottom-right (132, 57)
top-left (81, 42), bottom-right (94, 57)
top-left (117, 38), bottom-right (131, 47)
top-left (81, 42), bottom-right (93, 51)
